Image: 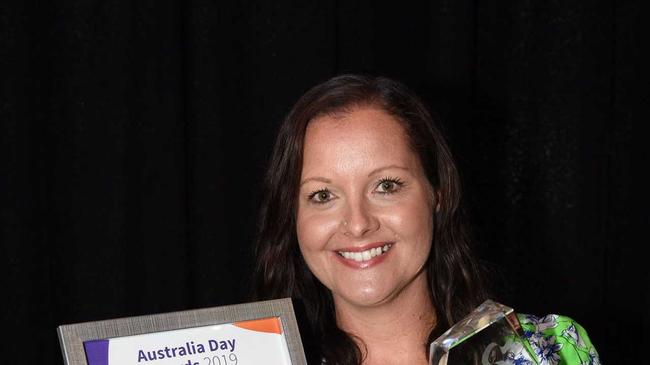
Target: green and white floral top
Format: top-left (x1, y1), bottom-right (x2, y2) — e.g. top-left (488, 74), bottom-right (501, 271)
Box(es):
top-left (500, 313), bottom-right (601, 365)
top-left (321, 312), bottom-right (601, 365)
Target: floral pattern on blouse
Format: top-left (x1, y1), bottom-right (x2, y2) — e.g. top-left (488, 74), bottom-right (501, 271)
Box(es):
top-left (498, 313), bottom-right (601, 365)
top-left (321, 313), bottom-right (600, 364)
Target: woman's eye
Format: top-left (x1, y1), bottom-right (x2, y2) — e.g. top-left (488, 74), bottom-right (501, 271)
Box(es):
top-left (376, 178), bottom-right (403, 193)
top-left (309, 189), bottom-right (333, 204)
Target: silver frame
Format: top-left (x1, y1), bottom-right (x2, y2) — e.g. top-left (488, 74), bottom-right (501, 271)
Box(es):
top-left (57, 298), bottom-right (307, 365)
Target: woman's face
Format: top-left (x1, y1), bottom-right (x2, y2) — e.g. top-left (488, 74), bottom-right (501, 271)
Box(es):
top-left (296, 106), bottom-right (435, 309)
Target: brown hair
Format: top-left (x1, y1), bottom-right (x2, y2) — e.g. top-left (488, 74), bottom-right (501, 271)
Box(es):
top-left (251, 74), bottom-right (488, 364)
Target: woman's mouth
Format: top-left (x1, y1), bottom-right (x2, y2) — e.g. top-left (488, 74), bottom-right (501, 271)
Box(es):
top-left (337, 244), bottom-right (393, 262)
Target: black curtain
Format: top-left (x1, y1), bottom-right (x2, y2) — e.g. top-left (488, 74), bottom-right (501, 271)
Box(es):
top-left (1, 1), bottom-right (645, 363)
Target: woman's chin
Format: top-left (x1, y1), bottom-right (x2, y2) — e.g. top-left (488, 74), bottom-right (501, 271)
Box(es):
top-left (332, 287), bottom-right (395, 309)
top-left (330, 270), bottom-right (429, 310)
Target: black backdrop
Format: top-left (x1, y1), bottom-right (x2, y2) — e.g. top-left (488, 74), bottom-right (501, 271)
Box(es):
top-left (1, 1), bottom-right (645, 363)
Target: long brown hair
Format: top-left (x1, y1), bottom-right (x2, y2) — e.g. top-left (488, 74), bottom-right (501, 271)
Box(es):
top-left (251, 74), bottom-right (488, 364)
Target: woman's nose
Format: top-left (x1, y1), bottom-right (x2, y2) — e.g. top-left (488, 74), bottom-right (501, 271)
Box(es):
top-left (341, 198), bottom-right (379, 237)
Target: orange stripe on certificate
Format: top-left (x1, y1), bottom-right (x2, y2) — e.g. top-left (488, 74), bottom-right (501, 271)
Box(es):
top-left (233, 317), bottom-right (282, 334)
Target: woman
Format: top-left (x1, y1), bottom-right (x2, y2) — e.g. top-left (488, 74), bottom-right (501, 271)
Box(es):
top-left (251, 75), bottom-right (600, 365)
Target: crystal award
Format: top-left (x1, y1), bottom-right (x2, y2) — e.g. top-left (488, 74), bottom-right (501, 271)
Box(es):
top-left (429, 300), bottom-right (537, 365)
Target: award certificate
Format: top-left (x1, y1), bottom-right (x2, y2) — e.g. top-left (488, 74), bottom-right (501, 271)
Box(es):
top-left (58, 298), bottom-right (307, 365)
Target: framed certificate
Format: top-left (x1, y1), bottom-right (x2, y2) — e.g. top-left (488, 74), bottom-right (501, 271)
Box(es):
top-left (57, 298), bottom-right (307, 365)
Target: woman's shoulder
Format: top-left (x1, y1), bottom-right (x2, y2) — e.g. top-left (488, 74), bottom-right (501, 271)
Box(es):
top-left (514, 313), bottom-right (601, 365)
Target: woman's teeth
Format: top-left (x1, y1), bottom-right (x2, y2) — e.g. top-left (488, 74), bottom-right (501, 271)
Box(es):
top-left (338, 244), bottom-right (392, 262)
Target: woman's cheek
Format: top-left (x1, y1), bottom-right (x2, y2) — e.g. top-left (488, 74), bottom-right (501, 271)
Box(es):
top-left (296, 210), bottom-right (342, 287)
top-left (380, 199), bottom-right (431, 241)
top-left (297, 209), bottom-right (341, 251)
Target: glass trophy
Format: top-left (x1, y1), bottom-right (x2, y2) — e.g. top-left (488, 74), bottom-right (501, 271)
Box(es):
top-left (429, 300), bottom-right (537, 365)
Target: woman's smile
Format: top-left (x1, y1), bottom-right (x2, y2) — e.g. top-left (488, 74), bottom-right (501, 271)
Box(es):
top-left (334, 242), bottom-right (394, 268)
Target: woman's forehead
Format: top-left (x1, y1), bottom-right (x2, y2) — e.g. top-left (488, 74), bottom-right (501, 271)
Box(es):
top-left (301, 107), bottom-right (420, 178)
top-left (306, 107), bottom-right (405, 141)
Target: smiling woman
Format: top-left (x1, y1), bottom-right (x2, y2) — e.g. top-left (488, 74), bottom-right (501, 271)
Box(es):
top-left (297, 107), bottom-right (439, 364)
top-left (250, 75), bottom-right (600, 365)
top-left (251, 74), bottom-right (488, 365)
top-left (297, 108), bottom-right (435, 312)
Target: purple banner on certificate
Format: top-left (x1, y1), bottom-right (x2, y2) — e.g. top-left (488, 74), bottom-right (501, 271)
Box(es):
top-left (84, 339), bottom-right (109, 365)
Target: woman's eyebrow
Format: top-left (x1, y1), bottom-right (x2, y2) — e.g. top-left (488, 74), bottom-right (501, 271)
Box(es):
top-left (300, 176), bottom-right (331, 187)
top-left (367, 165), bottom-right (410, 177)
top-left (300, 166), bottom-right (409, 187)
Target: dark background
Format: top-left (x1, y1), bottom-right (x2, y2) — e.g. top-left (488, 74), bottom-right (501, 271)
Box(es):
top-left (1, 1), bottom-right (645, 363)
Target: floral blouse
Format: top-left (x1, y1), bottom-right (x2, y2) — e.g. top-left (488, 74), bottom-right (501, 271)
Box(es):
top-left (499, 313), bottom-right (601, 365)
top-left (321, 313), bottom-right (601, 365)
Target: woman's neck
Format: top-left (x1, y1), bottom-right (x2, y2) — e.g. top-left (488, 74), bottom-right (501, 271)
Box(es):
top-left (333, 272), bottom-right (436, 365)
